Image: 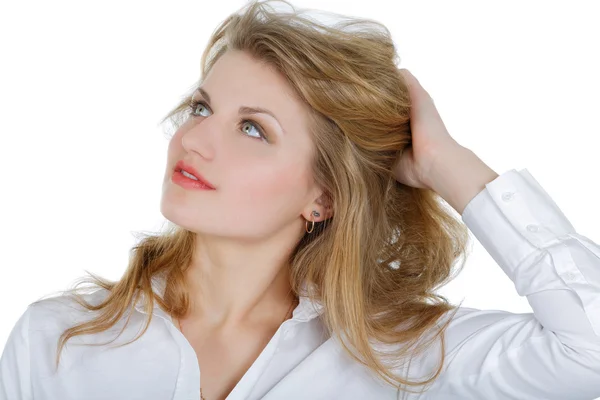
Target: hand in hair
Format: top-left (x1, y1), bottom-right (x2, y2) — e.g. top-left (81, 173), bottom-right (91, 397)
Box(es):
top-left (392, 69), bottom-right (463, 190)
top-left (393, 69), bottom-right (499, 215)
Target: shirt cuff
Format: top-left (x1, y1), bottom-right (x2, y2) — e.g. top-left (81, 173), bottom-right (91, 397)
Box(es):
top-left (460, 168), bottom-right (600, 336)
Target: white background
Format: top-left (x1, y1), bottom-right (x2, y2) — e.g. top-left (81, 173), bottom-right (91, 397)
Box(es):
top-left (1, 0), bottom-right (599, 393)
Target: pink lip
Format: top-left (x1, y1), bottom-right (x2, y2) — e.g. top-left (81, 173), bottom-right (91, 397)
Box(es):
top-left (172, 160), bottom-right (216, 190)
top-left (172, 170), bottom-right (216, 190)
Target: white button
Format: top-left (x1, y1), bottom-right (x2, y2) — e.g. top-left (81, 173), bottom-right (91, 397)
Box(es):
top-left (502, 192), bottom-right (515, 202)
top-left (563, 272), bottom-right (576, 280)
top-left (526, 224), bottom-right (539, 232)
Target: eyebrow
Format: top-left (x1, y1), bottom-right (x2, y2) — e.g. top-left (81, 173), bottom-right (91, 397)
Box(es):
top-left (195, 87), bottom-right (286, 134)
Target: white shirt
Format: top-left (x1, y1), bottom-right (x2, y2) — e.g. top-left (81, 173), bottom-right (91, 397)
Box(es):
top-left (2, 168), bottom-right (600, 400)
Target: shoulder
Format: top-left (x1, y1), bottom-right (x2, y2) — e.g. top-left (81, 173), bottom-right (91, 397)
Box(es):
top-left (1, 289), bottom-right (110, 394)
top-left (27, 288), bottom-right (111, 334)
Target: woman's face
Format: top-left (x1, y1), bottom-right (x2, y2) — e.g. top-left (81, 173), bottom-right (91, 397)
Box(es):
top-left (161, 49), bottom-right (322, 240)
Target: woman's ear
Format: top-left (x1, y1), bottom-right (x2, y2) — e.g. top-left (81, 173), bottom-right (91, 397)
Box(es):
top-left (303, 191), bottom-right (333, 222)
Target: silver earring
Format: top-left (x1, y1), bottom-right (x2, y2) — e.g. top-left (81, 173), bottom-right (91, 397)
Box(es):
top-left (312, 211), bottom-right (320, 217)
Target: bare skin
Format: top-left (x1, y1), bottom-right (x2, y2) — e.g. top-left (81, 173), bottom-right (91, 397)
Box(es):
top-left (160, 49), bottom-right (331, 399)
top-left (175, 292), bottom-right (297, 399)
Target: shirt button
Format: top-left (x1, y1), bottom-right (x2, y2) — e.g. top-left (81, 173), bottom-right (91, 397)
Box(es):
top-left (526, 224), bottom-right (540, 232)
top-left (502, 192), bottom-right (515, 202)
top-left (563, 272), bottom-right (576, 280)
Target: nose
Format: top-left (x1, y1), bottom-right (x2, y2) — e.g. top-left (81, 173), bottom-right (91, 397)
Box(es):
top-left (180, 117), bottom-right (219, 161)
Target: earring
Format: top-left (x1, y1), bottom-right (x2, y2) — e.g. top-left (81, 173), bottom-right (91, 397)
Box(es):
top-left (305, 211), bottom-right (320, 233)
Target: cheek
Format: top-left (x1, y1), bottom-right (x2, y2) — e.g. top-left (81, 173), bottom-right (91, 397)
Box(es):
top-left (225, 159), bottom-right (311, 213)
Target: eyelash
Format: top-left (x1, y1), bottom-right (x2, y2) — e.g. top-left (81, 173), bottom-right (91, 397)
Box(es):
top-left (188, 99), bottom-right (269, 142)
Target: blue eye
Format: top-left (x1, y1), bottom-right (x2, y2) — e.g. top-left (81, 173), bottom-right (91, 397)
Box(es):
top-left (188, 99), bottom-right (268, 142)
top-left (189, 99), bottom-right (211, 117)
top-left (239, 120), bottom-right (266, 140)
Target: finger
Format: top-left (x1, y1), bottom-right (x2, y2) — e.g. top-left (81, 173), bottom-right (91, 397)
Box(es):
top-left (399, 68), bottom-right (417, 90)
top-left (399, 68), bottom-right (422, 90)
top-left (399, 69), bottom-right (421, 121)
top-left (399, 68), bottom-right (433, 104)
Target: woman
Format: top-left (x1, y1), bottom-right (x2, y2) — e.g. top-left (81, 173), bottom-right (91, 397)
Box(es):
top-left (1, 1), bottom-right (599, 399)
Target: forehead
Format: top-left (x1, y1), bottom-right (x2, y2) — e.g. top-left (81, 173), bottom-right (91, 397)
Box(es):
top-left (201, 50), bottom-right (310, 123)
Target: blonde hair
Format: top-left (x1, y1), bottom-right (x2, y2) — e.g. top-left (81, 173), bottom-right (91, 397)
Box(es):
top-left (41, 0), bottom-right (471, 395)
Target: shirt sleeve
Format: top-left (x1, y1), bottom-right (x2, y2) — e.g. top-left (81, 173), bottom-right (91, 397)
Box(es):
top-left (0, 306), bottom-right (33, 400)
top-left (435, 168), bottom-right (600, 399)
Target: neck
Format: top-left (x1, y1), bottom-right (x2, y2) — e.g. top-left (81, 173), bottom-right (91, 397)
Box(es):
top-left (183, 229), bottom-right (301, 330)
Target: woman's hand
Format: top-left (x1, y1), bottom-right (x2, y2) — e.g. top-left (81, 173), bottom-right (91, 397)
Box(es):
top-left (392, 69), bottom-right (463, 190)
top-left (393, 69), bottom-right (499, 215)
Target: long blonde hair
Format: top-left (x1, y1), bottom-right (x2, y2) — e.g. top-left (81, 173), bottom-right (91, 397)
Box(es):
top-left (41, 0), bottom-right (471, 394)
